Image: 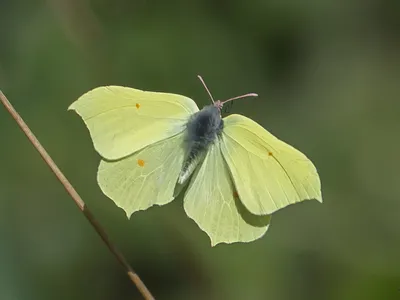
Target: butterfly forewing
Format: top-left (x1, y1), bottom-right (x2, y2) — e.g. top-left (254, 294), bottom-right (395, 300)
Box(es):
top-left (69, 86), bottom-right (199, 160)
top-left (220, 114), bottom-right (322, 216)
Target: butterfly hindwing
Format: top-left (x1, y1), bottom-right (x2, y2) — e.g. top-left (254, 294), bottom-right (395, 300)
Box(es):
top-left (183, 140), bottom-right (271, 246)
top-left (97, 133), bottom-right (186, 217)
top-left (69, 86), bottom-right (199, 160)
top-left (220, 114), bottom-right (322, 216)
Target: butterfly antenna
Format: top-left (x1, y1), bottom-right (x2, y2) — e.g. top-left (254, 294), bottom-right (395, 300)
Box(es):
top-left (197, 75), bottom-right (215, 104)
top-left (221, 93), bottom-right (258, 105)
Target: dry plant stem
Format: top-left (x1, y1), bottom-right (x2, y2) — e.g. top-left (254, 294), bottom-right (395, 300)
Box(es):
top-left (0, 90), bottom-right (155, 300)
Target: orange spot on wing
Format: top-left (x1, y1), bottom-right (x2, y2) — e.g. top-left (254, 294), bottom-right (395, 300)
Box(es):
top-left (136, 103), bottom-right (140, 109)
top-left (268, 151), bottom-right (273, 156)
top-left (137, 159), bottom-right (145, 167)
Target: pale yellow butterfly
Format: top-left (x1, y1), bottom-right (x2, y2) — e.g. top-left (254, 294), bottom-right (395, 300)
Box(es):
top-left (68, 76), bottom-right (322, 246)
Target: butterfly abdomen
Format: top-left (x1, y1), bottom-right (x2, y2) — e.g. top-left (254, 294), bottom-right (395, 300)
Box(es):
top-left (178, 105), bottom-right (223, 184)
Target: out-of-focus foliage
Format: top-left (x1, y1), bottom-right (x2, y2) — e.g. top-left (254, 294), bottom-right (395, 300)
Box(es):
top-left (1, 0), bottom-right (400, 299)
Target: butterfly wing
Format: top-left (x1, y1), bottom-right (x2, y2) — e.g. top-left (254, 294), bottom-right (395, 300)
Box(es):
top-left (220, 114), bottom-right (322, 216)
top-left (97, 133), bottom-right (186, 217)
top-left (68, 86), bottom-right (199, 160)
top-left (183, 140), bottom-right (271, 246)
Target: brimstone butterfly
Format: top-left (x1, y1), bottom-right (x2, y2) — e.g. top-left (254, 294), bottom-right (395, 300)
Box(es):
top-left (68, 76), bottom-right (322, 246)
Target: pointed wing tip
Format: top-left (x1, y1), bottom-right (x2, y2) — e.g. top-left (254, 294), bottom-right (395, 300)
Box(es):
top-left (210, 238), bottom-right (263, 247)
top-left (210, 239), bottom-right (226, 247)
top-left (208, 233), bottom-right (231, 247)
top-left (125, 210), bottom-right (133, 220)
top-left (209, 237), bottom-right (240, 247)
top-left (314, 191), bottom-right (323, 203)
top-left (67, 102), bottom-right (77, 112)
top-left (67, 86), bottom-right (105, 112)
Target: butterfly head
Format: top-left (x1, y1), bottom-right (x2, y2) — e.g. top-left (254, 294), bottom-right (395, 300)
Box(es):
top-left (197, 75), bottom-right (258, 114)
top-left (213, 100), bottom-right (224, 111)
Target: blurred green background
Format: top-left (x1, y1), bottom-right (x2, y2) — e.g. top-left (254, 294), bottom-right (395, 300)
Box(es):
top-left (1, 1), bottom-right (400, 299)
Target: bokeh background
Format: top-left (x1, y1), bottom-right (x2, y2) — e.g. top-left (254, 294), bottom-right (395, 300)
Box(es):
top-left (1, 1), bottom-right (400, 299)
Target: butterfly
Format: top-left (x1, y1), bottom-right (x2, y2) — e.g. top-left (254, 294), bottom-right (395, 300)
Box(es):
top-left (68, 76), bottom-right (322, 246)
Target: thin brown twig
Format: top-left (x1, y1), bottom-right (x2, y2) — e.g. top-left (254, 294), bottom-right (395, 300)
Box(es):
top-left (0, 90), bottom-right (155, 300)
